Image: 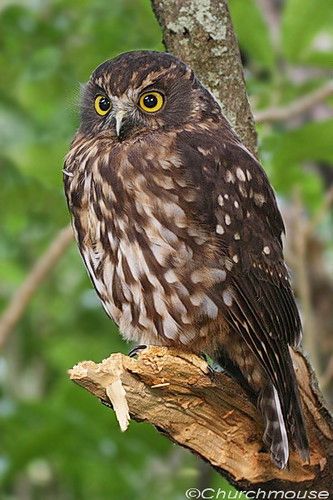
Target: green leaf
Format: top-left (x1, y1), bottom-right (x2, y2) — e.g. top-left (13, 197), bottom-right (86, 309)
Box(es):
top-left (265, 119), bottom-right (333, 165)
top-left (229, 0), bottom-right (275, 68)
top-left (261, 120), bottom-right (333, 210)
top-left (282, 0), bottom-right (333, 66)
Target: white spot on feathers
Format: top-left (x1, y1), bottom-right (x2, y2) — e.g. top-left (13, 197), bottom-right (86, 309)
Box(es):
top-left (164, 269), bottom-right (178, 283)
top-left (150, 243), bottom-right (169, 266)
top-left (225, 214), bottom-right (231, 225)
top-left (190, 292), bottom-right (204, 306)
top-left (163, 314), bottom-right (179, 339)
top-left (191, 268), bottom-right (226, 283)
top-left (236, 168), bottom-right (246, 181)
top-left (164, 202), bottom-right (186, 228)
top-left (225, 170), bottom-right (235, 183)
top-left (190, 293), bottom-right (218, 319)
top-left (201, 296), bottom-right (218, 319)
top-left (198, 146), bottom-right (210, 156)
top-left (152, 291), bottom-right (166, 316)
top-left (223, 289), bottom-right (233, 306)
top-left (254, 193), bottom-right (266, 206)
top-left (170, 293), bottom-right (187, 316)
top-left (179, 331), bottom-right (197, 344)
top-left (154, 175), bottom-right (174, 190)
top-left (216, 224), bottom-right (225, 234)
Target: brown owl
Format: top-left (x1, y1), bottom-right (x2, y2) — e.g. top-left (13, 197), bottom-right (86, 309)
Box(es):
top-left (64, 50), bottom-right (309, 469)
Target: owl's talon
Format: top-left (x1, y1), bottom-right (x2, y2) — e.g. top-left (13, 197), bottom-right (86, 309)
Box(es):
top-left (128, 344), bottom-right (147, 358)
top-left (200, 353), bottom-right (224, 375)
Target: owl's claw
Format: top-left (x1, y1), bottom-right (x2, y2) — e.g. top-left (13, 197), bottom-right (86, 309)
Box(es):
top-left (128, 344), bottom-right (147, 358)
top-left (200, 353), bottom-right (225, 376)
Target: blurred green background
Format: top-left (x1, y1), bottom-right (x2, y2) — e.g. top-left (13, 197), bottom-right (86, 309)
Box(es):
top-left (0, 0), bottom-right (332, 498)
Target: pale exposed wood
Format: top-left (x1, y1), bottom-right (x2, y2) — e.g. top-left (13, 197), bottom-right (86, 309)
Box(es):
top-left (70, 347), bottom-right (333, 492)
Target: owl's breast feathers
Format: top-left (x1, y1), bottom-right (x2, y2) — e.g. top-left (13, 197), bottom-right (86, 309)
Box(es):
top-left (64, 128), bottom-right (224, 350)
top-left (64, 123), bottom-right (301, 358)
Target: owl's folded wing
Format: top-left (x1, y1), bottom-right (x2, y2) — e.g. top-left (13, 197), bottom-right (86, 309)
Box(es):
top-left (183, 133), bottom-right (303, 412)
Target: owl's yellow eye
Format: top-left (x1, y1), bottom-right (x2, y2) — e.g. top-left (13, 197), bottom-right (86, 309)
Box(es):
top-left (139, 91), bottom-right (164, 113)
top-left (94, 95), bottom-right (112, 116)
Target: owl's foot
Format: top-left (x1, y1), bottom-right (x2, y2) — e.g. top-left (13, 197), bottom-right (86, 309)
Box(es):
top-left (199, 353), bottom-right (222, 376)
top-left (128, 344), bottom-right (147, 358)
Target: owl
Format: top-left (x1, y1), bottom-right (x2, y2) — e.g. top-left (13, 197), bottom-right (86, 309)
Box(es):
top-left (64, 50), bottom-right (309, 469)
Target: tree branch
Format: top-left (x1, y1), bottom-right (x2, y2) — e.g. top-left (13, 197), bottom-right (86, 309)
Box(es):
top-left (0, 225), bottom-right (73, 347)
top-left (70, 347), bottom-right (333, 493)
top-left (255, 81), bottom-right (333, 124)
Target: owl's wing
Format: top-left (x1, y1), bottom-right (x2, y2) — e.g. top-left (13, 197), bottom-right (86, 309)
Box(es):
top-left (181, 131), bottom-right (302, 410)
top-left (211, 138), bottom-right (302, 345)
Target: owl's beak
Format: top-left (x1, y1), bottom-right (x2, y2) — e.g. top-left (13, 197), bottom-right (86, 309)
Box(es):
top-left (115, 110), bottom-right (126, 138)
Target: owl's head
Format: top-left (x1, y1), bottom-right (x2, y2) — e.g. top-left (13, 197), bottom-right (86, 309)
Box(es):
top-left (80, 51), bottom-right (218, 140)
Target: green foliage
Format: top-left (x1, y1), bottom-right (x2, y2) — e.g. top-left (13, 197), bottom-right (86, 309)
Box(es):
top-left (0, 0), bottom-right (332, 498)
top-left (282, 0), bottom-right (333, 66)
top-left (229, 0), bottom-right (275, 69)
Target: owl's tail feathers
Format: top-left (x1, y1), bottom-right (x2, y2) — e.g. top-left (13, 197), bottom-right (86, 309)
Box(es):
top-left (258, 384), bottom-right (289, 469)
top-left (286, 377), bottom-right (310, 464)
top-left (259, 383), bottom-right (310, 469)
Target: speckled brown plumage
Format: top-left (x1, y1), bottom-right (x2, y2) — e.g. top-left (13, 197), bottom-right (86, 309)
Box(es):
top-left (63, 50), bottom-right (309, 469)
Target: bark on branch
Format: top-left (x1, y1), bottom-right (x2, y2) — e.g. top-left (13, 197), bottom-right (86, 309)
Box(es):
top-left (70, 347), bottom-right (333, 493)
top-left (255, 81), bottom-right (333, 124)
